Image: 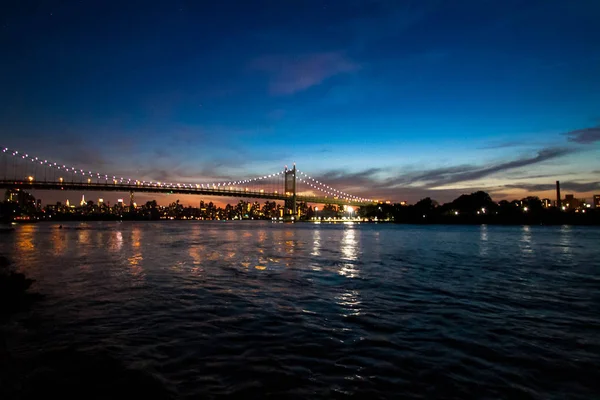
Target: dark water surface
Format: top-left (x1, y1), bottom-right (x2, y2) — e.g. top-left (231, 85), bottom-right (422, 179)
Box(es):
top-left (1, 222), bottom-right (599, 399)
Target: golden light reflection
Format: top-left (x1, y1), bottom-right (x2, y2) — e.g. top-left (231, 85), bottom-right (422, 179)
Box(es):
top-left (257, 230), bottom-right (267, 243)
top-left (52, 227), bottom-right (66, 256)
top-left (206, 250), bottom-right (220, 261)
top-left (16, 225), bottom-right (35, 252)
top-left (131, 227), bottom-right (141, 248)
top-left (255, 265), bottom-right (266, 270)
top-left (188, 248), bottom-right (203, 275)
top-left (170, 261), bottom-right (185, 273)
top-left (128, 253), bottom-right (144, 279)
top-left (128, 253), bottom-right (143, 266)
top-left (108, 231), bottom-right (124, 251)
top-left (284, 239), bottom-right (295, 255)
top-left (78, 226), bottom-right (90, 245)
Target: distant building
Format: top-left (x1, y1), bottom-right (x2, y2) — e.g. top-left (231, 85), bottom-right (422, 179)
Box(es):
top-left (563, 194), bottom-right (588, 210)
top-left (564, 194), bottom-right (577, 210)
top-left (5, 189), bottom-right (18, 203)
top-left (594, 195), bottom-right (600, 208)
top-left (5, 189), bottom-right (36, 211)
top-left (541, 198), bottom-right (552, 208)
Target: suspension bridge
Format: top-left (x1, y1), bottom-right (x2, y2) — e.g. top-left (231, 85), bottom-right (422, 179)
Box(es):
top-left (0, 146), bottom-right (379, 219)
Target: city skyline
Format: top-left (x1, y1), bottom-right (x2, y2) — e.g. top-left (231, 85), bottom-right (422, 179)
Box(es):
top-left (2, 0), bottom-right (599, 206)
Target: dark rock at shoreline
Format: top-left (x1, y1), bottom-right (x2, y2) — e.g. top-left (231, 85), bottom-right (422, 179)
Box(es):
top-left (0, 257), bottom-right (41, 321)
top-left (0, 257), bottom-right (172, 400)
top-left (0, 255), bottom-right (10, 269)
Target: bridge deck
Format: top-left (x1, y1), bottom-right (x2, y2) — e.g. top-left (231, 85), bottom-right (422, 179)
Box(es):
top-left (0, 180), bottom-right (372, 207)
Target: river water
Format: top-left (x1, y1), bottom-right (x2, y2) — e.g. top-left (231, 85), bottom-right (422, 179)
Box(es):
top-left (1, 222), bottom-right (599, 399)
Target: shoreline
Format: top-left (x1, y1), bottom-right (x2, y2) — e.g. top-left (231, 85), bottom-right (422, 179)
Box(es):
top-left (8, 218), bottom-right (600, 226)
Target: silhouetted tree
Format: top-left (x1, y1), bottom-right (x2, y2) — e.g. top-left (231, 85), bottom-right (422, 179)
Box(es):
top-left (450, 191), bottom-right (495, 214)
top-left (522, 196), bottom-right (543, 211)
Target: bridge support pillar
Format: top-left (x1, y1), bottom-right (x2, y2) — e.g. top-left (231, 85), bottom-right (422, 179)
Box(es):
top-left (284, 165), bottom-right (297, 221)
top-left (129, 191), bottom-right (135, 213)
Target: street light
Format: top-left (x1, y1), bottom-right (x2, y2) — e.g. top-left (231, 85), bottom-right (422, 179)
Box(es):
top-left (59, 177), bottom-right (63, 183)
top-left (28, 176), bottom-right (33, 182)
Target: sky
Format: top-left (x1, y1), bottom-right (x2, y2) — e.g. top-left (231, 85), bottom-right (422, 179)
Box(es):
top-left (1, 0), bottom-right (599, 206)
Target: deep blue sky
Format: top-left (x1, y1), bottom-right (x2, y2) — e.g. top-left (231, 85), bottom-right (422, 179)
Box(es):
top-left (1, 0), bottom-right (599, 204)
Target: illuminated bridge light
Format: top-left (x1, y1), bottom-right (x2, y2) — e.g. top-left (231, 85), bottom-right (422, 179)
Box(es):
top-left (2, 147), bottom-right (373, 203)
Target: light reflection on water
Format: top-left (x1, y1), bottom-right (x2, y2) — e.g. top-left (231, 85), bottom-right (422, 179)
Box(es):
top-left (51, 229), bottom-right (66, 256)
top-left (312, 228), bottom-right (321, 257)
top-left (336, 289), bottom-right (361, 317)
top-left (16, 225), bottom-right (35, 252)
top-left (559, 225), bottom-right (573, 256)
top-left (340, 227), bottom-right (359, 278)
top-left (1, 222), bottom-right (599, 399)
top-left (77, 226), bottom-right (90, 246)
top-left (520, 225), bottom-right (533, 256)
top-left (479, 224), bottom-right (488, 257)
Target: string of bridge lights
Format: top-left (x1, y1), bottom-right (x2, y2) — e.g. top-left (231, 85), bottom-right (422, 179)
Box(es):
top-left (296, 170), bottom-right (372, 202)
top-left (1, 146), bottom-right (371, 202)
top-left (1, 146), bottom-right (285, 190)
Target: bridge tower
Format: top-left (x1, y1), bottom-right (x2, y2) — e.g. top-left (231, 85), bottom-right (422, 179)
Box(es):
top-left (284, 164), bottom-right (297, 221)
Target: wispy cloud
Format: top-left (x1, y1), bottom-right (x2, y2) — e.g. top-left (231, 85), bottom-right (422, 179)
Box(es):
top-left (564, 126), bottom-right (600, 144)
top-left (504, 181), bottom-right (600, 193)
top-left (477, 139), bottom-right (552, 150)
top-left (432, 148), bottom-right (575, 186)
top-left (504, 172), bottom-right (577, 180)
top-left (299, 147), bottom-right (577, 202)
top-left (251, 51), bottom-right (359, 95)
top-left (479, 140), bottom-right (528, 150)
top-left (381, 147), bottom-right (575, 188)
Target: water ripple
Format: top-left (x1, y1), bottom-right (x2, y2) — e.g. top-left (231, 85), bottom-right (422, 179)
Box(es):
top-left (1, 222), bottom-right (599, 399)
